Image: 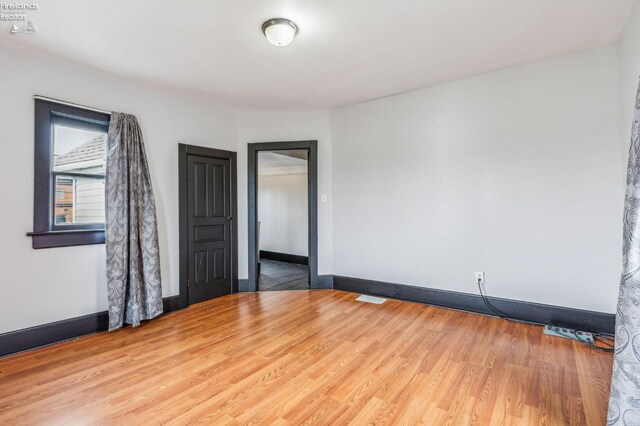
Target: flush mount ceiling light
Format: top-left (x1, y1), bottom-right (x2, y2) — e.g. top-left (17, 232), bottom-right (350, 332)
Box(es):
top-left (262, 18), bottom-right (298, 47)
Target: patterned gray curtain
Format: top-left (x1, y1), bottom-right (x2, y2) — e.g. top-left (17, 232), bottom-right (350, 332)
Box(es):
top-left (608, 80), bottom-right (640, 425)
top-left (105, 112), bottom-right (163, 331)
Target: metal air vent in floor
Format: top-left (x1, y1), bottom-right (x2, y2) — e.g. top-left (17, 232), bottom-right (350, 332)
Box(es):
top-left (356, 294), bottom-right (387, 304)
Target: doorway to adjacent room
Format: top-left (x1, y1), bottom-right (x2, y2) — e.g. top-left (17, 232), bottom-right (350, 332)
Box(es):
top-left (247, 141), bottom-right (318, 292)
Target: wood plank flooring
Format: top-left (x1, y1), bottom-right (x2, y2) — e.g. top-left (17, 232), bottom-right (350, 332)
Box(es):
top-left (0, 290), bottom-right (613, 425)
top-left (258, 259), bottom-right (309, 291)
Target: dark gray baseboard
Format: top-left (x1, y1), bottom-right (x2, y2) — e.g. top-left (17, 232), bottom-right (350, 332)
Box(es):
top-left (238, 275), bottom-right (333, 292)
top-left (334, 276), bottom-right (615, 334)
top-left (317, 274), bottom-right (334, 289)
top-left (259, 250), bottom-right (309, 265)
top-left (0, 295), bottom-right (182, 357)
top-left (239, 279), bottom-right (250, 292)
top-left (162, 295), bottom-right (181, 312)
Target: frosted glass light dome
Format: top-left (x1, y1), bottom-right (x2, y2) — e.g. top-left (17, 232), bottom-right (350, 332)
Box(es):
top-left (262, 18), bottom-right (298, 47)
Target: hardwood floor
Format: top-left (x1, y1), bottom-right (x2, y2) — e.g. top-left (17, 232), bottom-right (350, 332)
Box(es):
top-left (0, 290), bottom-right (612, 425)
top-left (258, 258), bottom-right (309, 291)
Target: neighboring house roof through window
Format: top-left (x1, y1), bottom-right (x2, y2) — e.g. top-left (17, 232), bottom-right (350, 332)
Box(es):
top-left (54, 135), bottom-right (106, 174)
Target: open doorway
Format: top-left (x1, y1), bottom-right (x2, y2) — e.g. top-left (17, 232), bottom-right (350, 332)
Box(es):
top-left (248, 141), bottom-right (318, 292)
top-left (257, 150), bottom-right (308, 290)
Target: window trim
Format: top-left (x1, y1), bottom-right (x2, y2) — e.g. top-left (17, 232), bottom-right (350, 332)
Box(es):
top-left (28, 99), bottom-right (110, 249)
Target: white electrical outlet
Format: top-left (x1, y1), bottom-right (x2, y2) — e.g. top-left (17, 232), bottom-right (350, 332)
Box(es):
top-left (475, 271), bottom-right (485, 285)
top-left (320, 194), bottom-right (327, 203)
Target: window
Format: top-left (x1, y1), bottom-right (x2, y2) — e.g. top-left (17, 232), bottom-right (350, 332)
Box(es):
top-left (29, 99), bottom-right (110, 249)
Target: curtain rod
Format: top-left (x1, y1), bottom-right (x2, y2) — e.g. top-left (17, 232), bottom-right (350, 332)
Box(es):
top-left (33, 95), bottom-right (112, 116)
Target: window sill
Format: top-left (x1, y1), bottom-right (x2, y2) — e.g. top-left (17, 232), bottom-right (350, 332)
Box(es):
top-left (27, 229), bottom-right (105, 249)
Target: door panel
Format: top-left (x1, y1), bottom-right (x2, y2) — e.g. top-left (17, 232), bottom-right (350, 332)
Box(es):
top-left (212, 249), bottom-right (226, 280)
top-left (187, 155), bottom-right (232, 304)
top-left (194, 225), bottom-right (225, 243)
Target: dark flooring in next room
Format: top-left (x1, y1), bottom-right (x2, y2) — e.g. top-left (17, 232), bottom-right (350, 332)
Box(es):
top-left (258, 259), bottom-right (309, 291)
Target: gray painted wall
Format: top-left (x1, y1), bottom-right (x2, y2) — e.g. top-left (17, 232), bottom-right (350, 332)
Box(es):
top-left (330, 46), bottom-right (623, 314)
top-left (258, 173), bottom-right (309, 256)
top-left (0, 44), bottom-right (237, 334)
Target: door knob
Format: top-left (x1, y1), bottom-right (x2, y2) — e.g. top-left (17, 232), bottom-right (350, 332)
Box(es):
top-left (226, 216), bottom-right (232, 221)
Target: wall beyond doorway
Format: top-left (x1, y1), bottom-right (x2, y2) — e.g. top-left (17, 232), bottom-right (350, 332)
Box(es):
top-left (258, 172), bottom-right (308, 257)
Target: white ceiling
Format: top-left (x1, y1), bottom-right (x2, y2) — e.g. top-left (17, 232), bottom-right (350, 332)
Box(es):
top-left (258, 151), bottom-right (307, 174)
top-left (258, 151), bottom-right (308, 169)
top-left (2, 0), bottom-right (634, 110)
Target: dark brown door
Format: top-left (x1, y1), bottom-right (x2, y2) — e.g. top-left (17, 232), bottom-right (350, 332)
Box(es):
top-left (187, 154), bottom-right (232, 304)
